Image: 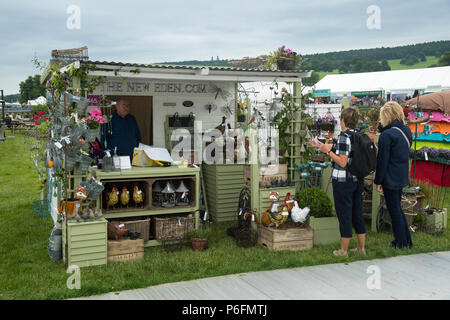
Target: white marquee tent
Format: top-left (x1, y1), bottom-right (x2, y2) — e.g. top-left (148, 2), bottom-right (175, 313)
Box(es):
top-left (313, 66), bottom-right (450, 96)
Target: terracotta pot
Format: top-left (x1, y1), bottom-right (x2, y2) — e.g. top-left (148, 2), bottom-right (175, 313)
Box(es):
top-left (191, 238), bottom-right (208, 251)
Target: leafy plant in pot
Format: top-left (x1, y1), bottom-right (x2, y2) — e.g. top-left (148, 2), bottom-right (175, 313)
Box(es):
top-left (265, 46), bottom-right (302, 70)
top-left (187, 227), bottom-right (211, 251)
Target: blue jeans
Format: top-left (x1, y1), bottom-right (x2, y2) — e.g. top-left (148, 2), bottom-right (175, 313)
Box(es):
top-left (383, 188), bottom-right (413, 249)
top-left (332, 179), bottom-right (366, 238)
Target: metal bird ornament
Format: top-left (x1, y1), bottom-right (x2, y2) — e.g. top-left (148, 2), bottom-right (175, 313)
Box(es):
top-left (209, 84), bottom-right (232, 100)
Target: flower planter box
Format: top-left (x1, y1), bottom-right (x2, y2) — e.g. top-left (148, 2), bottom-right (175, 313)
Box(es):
top-left (258, 225), bottom-right (313, 251)
top-left (423, 208), bottom-right (447, 234)
top-left (308, 216), bottom-right (340, 245)
top-left (107, 238), bottom-right (144, 262)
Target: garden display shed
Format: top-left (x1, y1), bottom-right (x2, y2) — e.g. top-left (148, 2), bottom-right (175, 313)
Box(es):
top-left (41, 59), bottom-right (316, 260)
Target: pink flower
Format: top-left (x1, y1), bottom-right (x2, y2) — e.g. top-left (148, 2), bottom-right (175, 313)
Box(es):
top-left (33, 115), bottom-right (38, 120)
top-left (44, 117), bottom-right (49, 121)
top-left (34, 121), bottom-right (39, 125)
top-left (89, 108), bottom-right (102, 116)
top-left (38, 111), bottom-right (45, 116)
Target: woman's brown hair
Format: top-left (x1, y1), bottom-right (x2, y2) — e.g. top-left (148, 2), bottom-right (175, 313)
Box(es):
top-left (340, 107), bottom-right (359, 129)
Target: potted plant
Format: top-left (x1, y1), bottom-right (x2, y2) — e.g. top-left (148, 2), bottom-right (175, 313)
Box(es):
top-left (265, 46), bottom-right (302, 70)
top-left (296, 187), bottom-right (340, 245)
top-left (187, 227), bottom-right (211, 251)
top-left (82, 108), bottom-right (105, 142)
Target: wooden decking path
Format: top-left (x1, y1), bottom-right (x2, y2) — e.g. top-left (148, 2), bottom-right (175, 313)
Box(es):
top-left (75, 251), bottom-right (450, 300)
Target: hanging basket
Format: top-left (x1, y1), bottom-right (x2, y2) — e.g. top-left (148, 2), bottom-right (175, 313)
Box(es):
top-left (320, 123), bottom-right (335, 131)
top-left (80, 180), bottom-right (104, 200)
top-left (79, 154), bottom-right (93, 173)
top-left (276, 57), bottom-right (296, 70)
top-left (84, 128), bottom-right (100, 142)
top-left (31, 200), bottom-right (49, 219)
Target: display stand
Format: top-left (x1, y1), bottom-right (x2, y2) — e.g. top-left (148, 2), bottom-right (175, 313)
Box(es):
top-left (90, 166), bottom-right (200, 247)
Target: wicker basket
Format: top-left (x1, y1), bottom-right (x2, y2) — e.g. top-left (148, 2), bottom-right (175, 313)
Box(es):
top-left (154, 215), bottom-right (195, 241)
top-left (118, 218), bottom-right (151, 242)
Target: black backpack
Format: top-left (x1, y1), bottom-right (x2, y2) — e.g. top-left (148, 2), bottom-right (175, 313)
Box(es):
top-left (346, 130), bottom-right (377, 179)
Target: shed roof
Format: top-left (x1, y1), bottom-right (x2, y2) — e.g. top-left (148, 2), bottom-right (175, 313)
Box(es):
top-left (83, 60), bottom-right (311, 82)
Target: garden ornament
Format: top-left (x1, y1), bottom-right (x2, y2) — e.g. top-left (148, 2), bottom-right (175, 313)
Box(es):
top-left (133, 183), bottom-right (144, 208)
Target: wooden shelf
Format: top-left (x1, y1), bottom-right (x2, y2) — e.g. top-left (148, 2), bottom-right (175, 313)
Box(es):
top-left (90, 166), bottom-right (201, 244)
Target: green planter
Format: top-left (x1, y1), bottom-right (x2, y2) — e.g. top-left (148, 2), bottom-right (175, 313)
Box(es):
top-left (308, 216), bottom-right (340, 245)
top-left (424, 208), bottom-right (447, 234)
top-left (202, 164), bottom-right (244, 222)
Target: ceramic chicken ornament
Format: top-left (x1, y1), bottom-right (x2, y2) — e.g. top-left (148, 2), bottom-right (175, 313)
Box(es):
top-left (291, 201), bottom-right (310, 224)
top-left (133, 184), bottom-right (144, 208)
top-left (106, 185), bottom-right (119, 210)
top-left (120, 186), bottom-right (130, 207)
top-left (261, 191), bottom-right (280, 227)
top-left (282, 193), bottom-right (295, 212)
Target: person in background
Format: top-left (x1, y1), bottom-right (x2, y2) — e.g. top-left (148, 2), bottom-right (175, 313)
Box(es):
top-left (101, 98), bottom-right (141, 159)
top-left (341, 93), bottom-right (350, 109)
top-left (374, 102), bottom-right (413, 249)
top-left (307, 107), bottom-right (366, 257)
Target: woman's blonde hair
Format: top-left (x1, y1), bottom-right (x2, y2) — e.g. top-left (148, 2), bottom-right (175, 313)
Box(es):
top-left (379, 101), bottom-right (405, 127)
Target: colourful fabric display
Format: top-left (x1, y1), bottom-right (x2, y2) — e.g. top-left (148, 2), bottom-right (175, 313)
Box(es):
top-left (415, 132), bottom-right (450, 142)
top-left (411, 141), bottom-right (450, 150)
top-left (410, 160), bottom-right (450, 187)
top-left (409, 122), bottom-right (450, 136)
top-left (408, 111), bottom-right (450, 123)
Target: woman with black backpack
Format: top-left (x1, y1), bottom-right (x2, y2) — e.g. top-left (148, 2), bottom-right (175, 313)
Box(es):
top-left (374, 102), bottom-right (413, 249)
top-left (307, 107), bottom-right (366, 257)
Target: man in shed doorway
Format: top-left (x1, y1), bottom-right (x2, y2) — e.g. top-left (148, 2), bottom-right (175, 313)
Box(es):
top-left (101, 98), bottom-right (142, 159)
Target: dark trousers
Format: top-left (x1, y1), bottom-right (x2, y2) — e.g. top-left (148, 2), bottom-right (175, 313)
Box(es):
top-left (332, 179), bottom-right (366, 238)
top-left (383, 188), bottom-right (413, 249)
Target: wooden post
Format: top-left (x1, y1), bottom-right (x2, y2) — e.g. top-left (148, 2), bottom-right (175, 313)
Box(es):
top-left (249, 128), bottom-right (259, 230)
top-left (371, 132), bottom-right (381, 232)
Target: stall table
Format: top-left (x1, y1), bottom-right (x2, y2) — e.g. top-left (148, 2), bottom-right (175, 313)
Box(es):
top-left (90, 165), bottom-right (200, 247)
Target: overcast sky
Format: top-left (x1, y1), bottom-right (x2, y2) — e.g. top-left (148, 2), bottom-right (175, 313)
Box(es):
top-left (1, 0), bottom-right (449, 95)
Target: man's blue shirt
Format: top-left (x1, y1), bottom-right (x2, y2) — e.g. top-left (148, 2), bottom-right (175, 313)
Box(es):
top-left (101, 111), bottom-right (141, 158)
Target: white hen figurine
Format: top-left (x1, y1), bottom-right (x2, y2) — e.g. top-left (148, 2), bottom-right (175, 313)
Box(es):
top-left (291, 201), bottom-right (310, 223)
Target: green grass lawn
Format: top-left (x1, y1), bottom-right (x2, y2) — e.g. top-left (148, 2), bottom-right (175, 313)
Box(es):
top-left (387, 56), bottom-right (439, 70)
top-left (0, 130), bottom-right (449, 300)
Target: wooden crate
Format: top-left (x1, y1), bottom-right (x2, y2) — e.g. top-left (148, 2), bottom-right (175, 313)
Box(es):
top-left (63, 218), bottom-right (108, 268)
top-left (107, 238), bottom-right (144, 262)
top-left (258, 225), bottom-right (313, 251)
